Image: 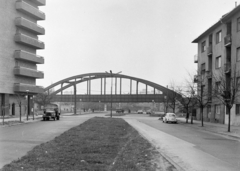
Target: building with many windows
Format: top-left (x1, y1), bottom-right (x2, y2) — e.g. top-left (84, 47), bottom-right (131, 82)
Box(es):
top-left (192, 5), bottom-right (240, 126)
top-left (0, 0), bottom-right (45, 116)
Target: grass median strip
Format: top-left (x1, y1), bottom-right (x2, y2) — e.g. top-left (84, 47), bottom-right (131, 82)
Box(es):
top-left (1, 117), bottom-right (161, 171)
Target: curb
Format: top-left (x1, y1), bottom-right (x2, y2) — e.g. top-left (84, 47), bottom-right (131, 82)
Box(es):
top-left (177, 119), bottom-right (240, 140)
top-left (0, 117), bottom-right (42, 128)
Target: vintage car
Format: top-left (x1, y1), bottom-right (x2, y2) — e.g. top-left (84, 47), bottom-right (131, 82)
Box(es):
top-left (42, 104), bottom-right (60, 121)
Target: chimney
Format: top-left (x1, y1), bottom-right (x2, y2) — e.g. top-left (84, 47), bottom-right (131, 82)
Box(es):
top-left (235, 1), bottom-right (237, 7)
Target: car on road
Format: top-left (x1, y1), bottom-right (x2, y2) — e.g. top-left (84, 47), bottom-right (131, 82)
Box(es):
top-left (42, 104), bottom-right (60, 121)
top-left (43, 110), bottom-right (60, 121)
top-left (137, 110), bottom-right (143, 114)
top-left (162, 113), bottom-right (177, 123)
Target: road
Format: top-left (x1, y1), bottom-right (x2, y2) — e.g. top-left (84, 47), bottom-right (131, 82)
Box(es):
top-left (0, 113), bottom-right (105, 168)
top-left (123, 114), bottom-right (240, 171)
top-left (1, 113), bottom-right (240, 170)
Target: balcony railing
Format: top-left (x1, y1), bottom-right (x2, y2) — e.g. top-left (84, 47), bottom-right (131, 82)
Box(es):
top-left (224, 35), bottom-right (231, 47)
top-left (14, 50), bottom-right (44, 64)
top-left (15, 17), bottom-right (45, 35)
top-left (16, 0), bottom-right (45, 20)
top-left (14, 66), bottom-right (44, 78)
top-left (206, 71), bottom-right (212, 79)
top-left (14, 83), bottom-right (44, 94)
top-left (14, 33), bottom-right (45, 49)
top-left (224, 63), bottom-right (231, 73)
top-left (32, 0), bottom-right (46, 6)
top-left (194, 55), bottom-right (198, 63)
top-left (207, 45), bottom-right (212, 55)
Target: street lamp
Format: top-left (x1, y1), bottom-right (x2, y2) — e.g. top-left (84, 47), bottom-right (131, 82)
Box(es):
top-left (26, 90), bottom-right (29, 121)
top-left (164, 96), bottom-right (167, 114)
top-left (152, 100), bottom-right (155, 113)
top-left (79, 99), bottom-right (82, 114)
top-left (106, 70), bottom-right (122, 118)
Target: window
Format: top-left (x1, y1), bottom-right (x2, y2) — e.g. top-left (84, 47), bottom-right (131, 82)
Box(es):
top-left (237, 17), bottom-right (240, 32)
top-left (236, 104), bottom-right (240, 115)
top-left (201, 41), bottom-right (206, 52)
top-left (216, 31), bottom-right (222, 44)
top-left (215, 56), bottom-right (221, 68)
top-left (237, 47), bottom-right (240, 61)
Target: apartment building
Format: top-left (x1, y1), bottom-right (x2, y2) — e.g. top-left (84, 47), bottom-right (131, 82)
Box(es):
top-left (0, 0), bottom-right (45, 116)
top-left (192, 5), bottom-right (240, 126)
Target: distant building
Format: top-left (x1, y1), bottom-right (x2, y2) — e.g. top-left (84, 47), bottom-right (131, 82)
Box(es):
top-left (0, 0), bottom-right (46, 116)
top-left (192, 5), bottom-right (240, 125)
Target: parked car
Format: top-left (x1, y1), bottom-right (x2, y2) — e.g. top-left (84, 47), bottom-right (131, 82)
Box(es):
top-left (162, 113), bottom-right (177, 123)
top-left (137, 110), bottom-right (143, 114)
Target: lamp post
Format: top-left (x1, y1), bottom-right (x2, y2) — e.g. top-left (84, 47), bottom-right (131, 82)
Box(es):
top-left (164, 96), bottom-right (167, 114)
top-left (106, 70), bottom-right (122, 118)
top-left (152, 100), bottom-right (155, 113)
top-left (79, 99), bottom-right (82, 114)
top-left (31, 96), bottom-right (34, 120)
top-left (26, 90), bottom-right (29, 121)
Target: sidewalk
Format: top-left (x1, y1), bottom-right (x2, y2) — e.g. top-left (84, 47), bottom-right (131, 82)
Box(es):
top-left (177, 117), bottom-right (240, 140)
top-left (0, 115), bottom-right (42, 127)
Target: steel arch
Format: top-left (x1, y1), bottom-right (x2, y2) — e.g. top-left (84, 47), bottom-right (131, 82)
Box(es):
top-left (44, 72), bottom-right (177, 97)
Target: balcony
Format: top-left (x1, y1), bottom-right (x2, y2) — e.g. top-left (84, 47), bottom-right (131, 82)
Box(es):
top-left (224, 35), bottom-right (231, 47)
top-left (194, 75), bottom-right (198, 83)
top-left (14, 50), bottom-right (44, 64)
top-left (207, 45), bottom-right (212, 56)
top-left (32, 0), bottom-right (46, 6)
top-left (14, 33), bottom-right (44, 49)
top-left (224, 63), bottom-right (231, 73)
top-left (14, 66), bottom-right (44, 78)
top-left (16, 0), bottom-right (45, 20)
top-left (14, 83), bottom-right (44, 94)
top-left (206, 71), bottom-right (212, 79)
top-left (15, 17), bottom-right (45, 35)
top-left (194, 55), bottom-right (198, 63)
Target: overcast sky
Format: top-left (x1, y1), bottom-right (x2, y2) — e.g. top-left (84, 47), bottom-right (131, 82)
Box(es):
top-left (37, 0), bottom-right (239, 92)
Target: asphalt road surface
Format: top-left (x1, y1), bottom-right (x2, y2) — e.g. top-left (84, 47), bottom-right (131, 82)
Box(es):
top-left (136, 117), bottom-right (240, 170)
top-left (1, 113), bottom-right (239, 170)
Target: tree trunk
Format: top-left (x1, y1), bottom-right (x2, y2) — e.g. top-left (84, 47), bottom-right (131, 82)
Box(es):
top-left (191, 112), bottom-right (193, 124)
top-left (19, 103), bottom-right (22, 122)
top-left (186, 109), bottom-right (189, 123)
top-left (201, 107), bottom-right (204, 127)
top-left (227, 105), bottom-right (231, 132)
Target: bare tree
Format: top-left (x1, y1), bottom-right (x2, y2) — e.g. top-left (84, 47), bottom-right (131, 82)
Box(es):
top-left (212, 65), bottom-right (240, 132)
top-left (191, 70), bottom-right (212, 127)
top-left (177, 83), bottom-right (196, 124)
top-left (34, 90), bottom-right (54, 108)
top-left (15, 94), bottom-right (24, 122)
top-left (167, 81), bottom-right (180, 113)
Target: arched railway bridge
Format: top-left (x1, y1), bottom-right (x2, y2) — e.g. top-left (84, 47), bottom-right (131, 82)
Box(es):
top-left (44, 72), bottom-right (180, 114)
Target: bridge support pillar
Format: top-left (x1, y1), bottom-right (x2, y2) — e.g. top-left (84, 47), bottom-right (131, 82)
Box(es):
top-left (74, 83), bottom-right (77, 115)
top-left (104, 104), bottom-right (107, 111)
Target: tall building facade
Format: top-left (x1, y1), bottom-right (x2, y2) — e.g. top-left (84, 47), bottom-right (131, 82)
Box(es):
top-left (0, 0), bottom-right (45, 116)
top-left (192, 5), bottom-right (240, 126)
